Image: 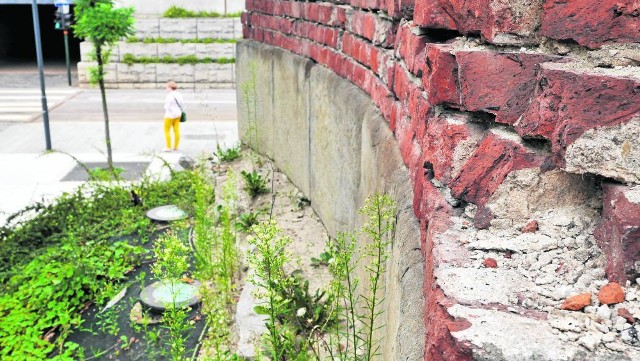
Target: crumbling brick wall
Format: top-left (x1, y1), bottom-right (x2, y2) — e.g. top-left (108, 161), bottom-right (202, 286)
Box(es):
top-left (241, 1), bottom-right (640, 359)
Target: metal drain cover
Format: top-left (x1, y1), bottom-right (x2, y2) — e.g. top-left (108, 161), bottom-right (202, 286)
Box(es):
top-left (139, 280), bottom-right (201, 311)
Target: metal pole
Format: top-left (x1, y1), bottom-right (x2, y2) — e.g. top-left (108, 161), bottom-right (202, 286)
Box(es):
top-left (64, 30), bottom-right (71, 86)
top-left (31, 1), bottom-right (52, 150)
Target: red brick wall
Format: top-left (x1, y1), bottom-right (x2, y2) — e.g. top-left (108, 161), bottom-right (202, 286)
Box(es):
top-left (242, 1), bottom-right (640, 358)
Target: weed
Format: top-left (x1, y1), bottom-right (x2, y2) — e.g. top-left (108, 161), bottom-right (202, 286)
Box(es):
top-left (240, 170), bottom-right (269, 198)
top-left (247, 221), bottom-right (297, 360)
top-left (310, 251), bottom-right (332, 267)
top-left (216, 143), bottom-right (242, 163)
top-left (324, 193), bottom-right (396, 360)
top-left (88, 166), bottom-right (124, 181)
top-left (235, 210), bottom-right (262, 232)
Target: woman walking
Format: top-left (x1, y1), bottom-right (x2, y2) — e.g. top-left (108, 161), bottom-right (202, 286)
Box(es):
top-left (163, 81), bottom-right (185, 151)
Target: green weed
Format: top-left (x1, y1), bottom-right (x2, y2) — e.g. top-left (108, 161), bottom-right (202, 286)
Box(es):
top-left (216, 143), bottom-right (242, 163)
top-left (240, 170), bottom-right (269, 198)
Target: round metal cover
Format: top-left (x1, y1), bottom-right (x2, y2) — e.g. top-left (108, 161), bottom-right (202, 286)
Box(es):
top-left (146, 205), bottom-right (187, 222)
top-left (139, 280), bottom-right (201, 311)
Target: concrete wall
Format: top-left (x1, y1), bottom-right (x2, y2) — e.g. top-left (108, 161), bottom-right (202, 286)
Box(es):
top-left (236, 40), bottom-right (426, 361)
top-left (119, 0), bottom-right (245, 16)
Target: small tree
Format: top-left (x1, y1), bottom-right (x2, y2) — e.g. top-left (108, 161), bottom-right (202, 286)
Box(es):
top-left (74, 0), bottom-right (134, 169)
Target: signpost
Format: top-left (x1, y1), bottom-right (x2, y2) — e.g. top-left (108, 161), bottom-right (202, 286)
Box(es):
top-left (31, 0), bottom-right (52, 150)
top-left (54, 0), bottom-right (72, 86)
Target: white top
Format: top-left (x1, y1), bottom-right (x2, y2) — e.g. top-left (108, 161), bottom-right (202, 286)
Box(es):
top-left (164, 91), bottom-right (185, 119)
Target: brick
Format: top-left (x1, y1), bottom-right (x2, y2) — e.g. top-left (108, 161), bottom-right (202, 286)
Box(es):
top-left (395, 23), bottom-right (429, 77)
top-left (348, 0), bottom-right (387, 11)
top-left (342, 32), bottom-right (382, 75)
top-left (346, 10), bottom-right (397, 48)
top-left (250, 13), bottom-right (294, 34)
top-left (387, 0), bottom-right (415, 19)
top-left (541, 0), bottom-right (640, 49)
top-left (594, 184), bottom-right (640, 283)
top-left (457, 51), bottom-right (566, 125)
top-left (517, 63), bottom-right (640, 165)
top-left (424, 44), bottom-right (459, 107)
top-left (422, 112), bottom-right (485, 183)
top-left (292, 21), bottom-right (341, 48)
top-left (302, 2), bottom-right (334, 24)
top-left (408, 89), bottom-right (430, 139)
top-left (450, 131), bottom-right (545, 206)
top-left (414, 0), bottom-right (457, 30)
top-left (392, 63), bottom-right (414, 102)
top-left (414, 0), bottom-right (543, 45)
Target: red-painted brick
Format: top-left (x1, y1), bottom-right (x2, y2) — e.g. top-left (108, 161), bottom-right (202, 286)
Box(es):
top-left (347, 10), bottom-right (397, 48)
top-left (450, 132), bottom-right (545, 206)
top-left (594, 183), bottom-right (640, 283)
top-left (517, 64), bottom-right (640, 161)
top-left (414, 0), bottom-right (457, 30)
top-left (423, 112), bottom-right (484, 183)
top-left (349, 0), bottom-right (387, 11)
top-left (395, 23), bottom-right (429, 77)
top-left (541, 0), bottom-right (640, 49)
top-left (342, 33), bottom-right (384, 76)
top-left (391, 63), bottom-right (412, 102)
top-left (457, 51), bottom-right (567, 125)
top-left (424, 44), bottom-right (459, 107)
top-left (414, 0), bottom-right (542, 45)
top-left (387, 0), bottom-right (414, 19)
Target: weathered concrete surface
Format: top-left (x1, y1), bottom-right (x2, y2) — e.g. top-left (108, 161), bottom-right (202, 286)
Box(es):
top-left (565, 118), bottom-right (640, 185)
top-left (236, 40), bottom-right (425, 360)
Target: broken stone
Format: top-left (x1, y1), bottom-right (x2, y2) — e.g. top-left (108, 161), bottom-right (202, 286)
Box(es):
top-left (602, 332), bottom-right (617, 343)
top-left (549, 314), bottom-right (583, 332)
top-left (562, 293), bottom-right (592, 311)
top-left (482, 258), bottom-right (498, 268)
top-left (598, 283), bottom-right (625, 305)
top-left (596, 304), bottom-right (612, 321)
top-left (521, 220), bottom-right (539, 233)
top-left (604, 341), bottom-right (626, 352)
top-left (578, 332), bottom-right (602, 351)
top-left (617, 308), bottom-right (636, 323)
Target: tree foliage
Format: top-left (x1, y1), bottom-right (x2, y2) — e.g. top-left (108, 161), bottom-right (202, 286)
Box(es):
top-left (73, 0), bottom-right (135, 168)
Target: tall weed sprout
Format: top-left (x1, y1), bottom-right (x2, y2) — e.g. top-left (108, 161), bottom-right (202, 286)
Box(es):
top-left (246, 221), bottom-right (305, 360)
top-left (325, 193), bottom-right (396, 360)
top-left (359, 193), bottom-right (395, 360)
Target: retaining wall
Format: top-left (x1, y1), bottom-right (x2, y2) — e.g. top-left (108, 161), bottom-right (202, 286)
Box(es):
top-left (237, 0), bottom-right (640, 360)
top-left (77, 18), bottom-right (241, 89)
top-left (118, 0), bottom-right (245, 17)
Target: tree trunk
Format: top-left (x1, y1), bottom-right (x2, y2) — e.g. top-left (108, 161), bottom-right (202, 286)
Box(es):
top-left (95, 44), bottom-right (114, 170)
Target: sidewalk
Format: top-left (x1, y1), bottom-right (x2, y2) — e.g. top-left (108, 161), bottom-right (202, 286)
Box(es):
top-left (0, 87), bottom-right (239, 225)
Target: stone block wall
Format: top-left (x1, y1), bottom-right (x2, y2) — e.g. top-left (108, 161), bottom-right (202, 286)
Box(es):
top-left (238, 0), bottom-right (640, 359)
top-left (77, 17), bottom-right (241, 89)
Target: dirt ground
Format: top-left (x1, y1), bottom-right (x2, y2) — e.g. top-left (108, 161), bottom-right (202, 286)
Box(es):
top-left (204, 151), bottom-right (333, 358)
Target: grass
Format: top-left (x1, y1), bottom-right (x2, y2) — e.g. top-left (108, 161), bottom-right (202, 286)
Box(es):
top-left (126, 37), bottom-right (239, 44)
top-left (122, 54), bottom-right (235, 66)
top-left (163, 6), bottom-right (242, 18)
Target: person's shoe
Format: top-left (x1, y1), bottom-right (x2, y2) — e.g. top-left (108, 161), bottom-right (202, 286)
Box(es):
top-left (163, 148), bottom-right (171, 152)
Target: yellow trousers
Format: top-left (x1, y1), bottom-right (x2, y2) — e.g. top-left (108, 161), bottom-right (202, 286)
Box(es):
top-left (164, 116), bottom-right (181, 149)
